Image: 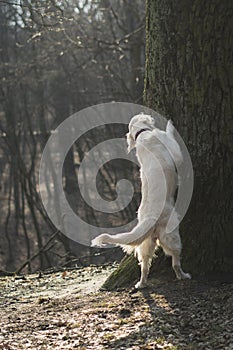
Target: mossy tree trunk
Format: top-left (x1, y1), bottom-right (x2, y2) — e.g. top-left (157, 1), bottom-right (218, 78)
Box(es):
top-left (144, 0), bottom-right (233, 275)
top-left (103, 0), bottom-right (233, 290)
top-left (101, 254), bottom-right (140, 290)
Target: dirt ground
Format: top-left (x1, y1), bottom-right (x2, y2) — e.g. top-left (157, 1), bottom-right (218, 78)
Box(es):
top-left (0, 264), bottom-right (233, 350)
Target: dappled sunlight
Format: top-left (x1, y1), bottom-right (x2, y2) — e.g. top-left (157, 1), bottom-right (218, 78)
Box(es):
top-left (1, 267), bottom-right (232, 349)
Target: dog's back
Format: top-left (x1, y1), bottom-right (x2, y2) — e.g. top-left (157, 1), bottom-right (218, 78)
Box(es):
top-left (136, 131), bottom-right (178, 202)
top-left (92, 114), bottom-right (191, 288)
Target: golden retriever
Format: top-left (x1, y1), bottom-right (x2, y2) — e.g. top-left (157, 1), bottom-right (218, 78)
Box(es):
top-left (92, 114), bottom-right (191, 289)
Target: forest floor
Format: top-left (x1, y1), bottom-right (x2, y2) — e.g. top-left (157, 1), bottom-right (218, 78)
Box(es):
top-left (0, 264), bottom-right (233, 350)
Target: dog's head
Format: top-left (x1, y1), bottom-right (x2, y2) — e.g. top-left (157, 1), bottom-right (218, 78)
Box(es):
top-left (126, 114), bottom-right (154, 153)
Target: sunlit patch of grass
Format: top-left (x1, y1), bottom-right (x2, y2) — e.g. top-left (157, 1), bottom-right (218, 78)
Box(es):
top-left (102, 332), bottom-right (115, 340)
top-left (150, 336), bottom-right (179, 349)
top-left (118, 318), bottom-right (129, 325)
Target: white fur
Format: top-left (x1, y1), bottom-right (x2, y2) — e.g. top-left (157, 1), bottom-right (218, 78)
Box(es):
top-left (92, 114), bottom-right (191, 288)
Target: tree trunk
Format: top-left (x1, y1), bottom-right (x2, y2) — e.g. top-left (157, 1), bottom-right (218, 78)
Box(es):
top-left (144, 0), bottom-right (233, 275)
top-left (101, 254), bottom-right (140, 290)
top-left (102, 0), bottom-right (233, 290)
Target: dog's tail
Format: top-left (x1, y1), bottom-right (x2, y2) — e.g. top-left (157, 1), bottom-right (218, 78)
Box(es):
top-left (91, 217), bottom-right (156, 247)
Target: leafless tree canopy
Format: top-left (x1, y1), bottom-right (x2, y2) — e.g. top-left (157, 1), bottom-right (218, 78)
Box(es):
top-left (0, 0), bottom-right (146, 273)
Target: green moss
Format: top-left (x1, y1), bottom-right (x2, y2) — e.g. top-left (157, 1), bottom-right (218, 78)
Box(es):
top-left (101, 253), bottom-right (140, 291)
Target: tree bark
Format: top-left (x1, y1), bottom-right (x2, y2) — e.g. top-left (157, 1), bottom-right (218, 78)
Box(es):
top-left (101, 254), bottom-right (140, 290)
top-left (102, 0), bottom-right (233, 290)
top-left (144, 0), bottom-right (233, 275)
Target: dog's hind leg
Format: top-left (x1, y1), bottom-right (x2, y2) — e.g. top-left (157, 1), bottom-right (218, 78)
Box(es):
top-left (171, 251), bottom-right (191, 280)
top-left (135, 237), bottom-right (157, 289)
top-left (158, 228), bottom-right (191, 280)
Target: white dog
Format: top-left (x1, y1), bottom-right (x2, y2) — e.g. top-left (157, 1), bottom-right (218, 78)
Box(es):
top-left (92, 114), bottom-right (191, 289)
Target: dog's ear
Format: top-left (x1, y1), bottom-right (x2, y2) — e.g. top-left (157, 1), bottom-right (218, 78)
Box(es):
top-left (166, 120), bottom-right (175, 136)
top-left (126, 132), bottom-right (136, 153)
